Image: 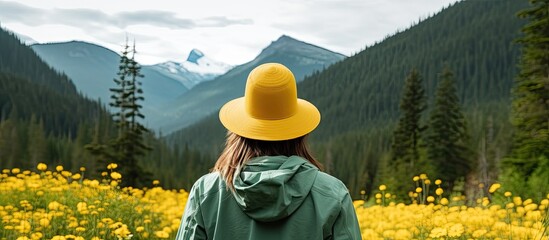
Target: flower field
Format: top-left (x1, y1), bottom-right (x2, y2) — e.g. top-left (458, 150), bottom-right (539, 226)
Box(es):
top-left (0, 164), bottom-right (547, 240)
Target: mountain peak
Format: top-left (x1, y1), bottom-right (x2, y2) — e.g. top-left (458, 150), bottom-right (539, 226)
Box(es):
top-left (257, 35), bottom-right (346, 60)
top-left (187, 49), bottom-right (205, 64)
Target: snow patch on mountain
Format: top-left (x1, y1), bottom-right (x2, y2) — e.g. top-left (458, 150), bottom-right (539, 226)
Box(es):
top-left (152, 49), bottom-right (232, 89)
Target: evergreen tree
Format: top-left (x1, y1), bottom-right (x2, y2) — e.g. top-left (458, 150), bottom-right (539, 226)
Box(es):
top-left (109, 41), bottom-right (152, 187)
top-left (390, 69), bottom-right (428, 197)
top-left (392, 68), bottom-right (427, 170)
top-left (427, 66), bottom-right (470, 189)
top-left (504, 0), bottom-right (549, 198)
top-left (507, 0), bottom-right (549, 175)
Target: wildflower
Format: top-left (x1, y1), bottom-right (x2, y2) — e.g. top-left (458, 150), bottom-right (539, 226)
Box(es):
top-left (153, 180), bottom-right (160, 185)
top-left (427, 196), bottom-right (435, 203)
top-left (12, 168), bottom-right (20, 174)
top-left (155, 230), bottom-right (170, 238)
top-left (107, 163), bottom-right (118, 170)
top-left (56, 165), bottom-right (63, 172)
top-left (415, 187), bottom-right (422, 193)
top-left (72, 173), bottom-right (81, 180)
top-left (413, 176), bottom-right (419, 181)
top-left (448, 223), bottom-right (464, 237)
top-left (435, 179), bottom-right (442, 185)
top-left (379, 185), bottom-right (387, 191)
top-left (80, 167), bottom-right (86, 172)
top-left (37, 163), bottom-right (47, 171)
top-left (429, 227), bottom-right (447, 238)
top-left (436, 188), bottom-right (444, 196)
top-left (110, 172), bottom-right (122, 180)
top-left (419, 173), bottom-right (427, 180)
top-left (440, 198), bottom-right (449, 205)
top-left (504, 191), bottom-right (512, 197)
top-left (488, 183), bottom-right (501, 193)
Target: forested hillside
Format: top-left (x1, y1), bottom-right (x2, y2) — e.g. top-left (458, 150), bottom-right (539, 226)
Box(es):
top-left (167, 0), bottom-right (528, 197)
top-left (0, 27), bottom-right (112, 171)
top-left (0, 27), bottom-right (206, 188)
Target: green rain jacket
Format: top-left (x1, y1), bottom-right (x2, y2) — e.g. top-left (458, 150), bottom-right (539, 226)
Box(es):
top-left (176, 155), bottom-right (362, 239)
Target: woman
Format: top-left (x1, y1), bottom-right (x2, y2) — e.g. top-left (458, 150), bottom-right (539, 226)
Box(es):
top-left (176, 63), bottom-right (361, 239)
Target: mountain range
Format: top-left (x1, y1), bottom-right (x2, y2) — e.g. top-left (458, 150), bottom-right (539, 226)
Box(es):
top-left (30, 42), bottom-right (233, 121)
top-left (30, 35), bottom-right (346, 133)
top-left (150, 35), bottom-right (346, 133)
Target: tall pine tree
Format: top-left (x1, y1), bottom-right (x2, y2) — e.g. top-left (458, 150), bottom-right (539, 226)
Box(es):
top-left (109, 40), bottom-right (152, 187)
top-left (389, 69), bottom-right (428, 197)
top-left (392, 68), bottom-right (427, 170)
top-left (508, 0), bottom-right (549, 171)
top-left (504, 0), bottom-right (549, 198)
top-left (427, 66), bottom-right (470, 189)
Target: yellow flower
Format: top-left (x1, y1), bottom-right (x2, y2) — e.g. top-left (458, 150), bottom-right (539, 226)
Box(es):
top-left (436, 188), bottom-right (444, 196)
top-left (39, 218), bottom-right (50, 227)
top-left (79, 167), bottom-right (86, 172)
top-left (440, 198), bottom-right (449, 205)
top-left (155, 230), bottom-right (170, 238)
top-left (153, 180), bottom-right (160, 185)
top-left (379, 185), bottom-right (387, 191)
top-left (435, 179), bottom-right (442, 185)
top-left (136, 226), bottom-right (145, 232)
top-left (448, 223), bottom-right (464, 237)
top-left (12, 168), bottom-right (20, 174)
top-left (427, 196), bottom-right (435, 203)
top-left (415, 187), bottom-right (422, 193)
top-left (424, 179), bottom-right (431, 185)
top-left (107, 163), bottom-right (118, 170)
top-left (412, 176), bottom-right (419, 182)
top-left (429, 227), bottom-right (447, 238)
top-left (419, 173), bottom-right (427, 180)
top-left (110, 172), bottom-right (122, 180)
top-left (504, 191), bottom-right (512, 197)
top-left (488, 183), bottom-right (501, 193)
top-left (360, 190), bottom-right (366, 195)
top-left (56, 165), bottom-right (63, 172)
top-left (72, 173), bottom-right (82, 180)
top-left (31, 232), bottom-right (43, 240)
top-left (37, 163), bottom-right (47, 171)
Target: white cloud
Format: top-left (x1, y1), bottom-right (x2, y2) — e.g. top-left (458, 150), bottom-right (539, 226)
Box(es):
top-left (0, 0), bottom-right (460, 65)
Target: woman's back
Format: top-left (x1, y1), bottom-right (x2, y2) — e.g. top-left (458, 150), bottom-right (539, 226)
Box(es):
top-left (177, 156), bottom-right (360, 240)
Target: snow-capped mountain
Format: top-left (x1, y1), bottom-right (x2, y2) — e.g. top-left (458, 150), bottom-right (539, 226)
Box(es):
top-left (151, 49), bottom-right (232, 89)
top-left (152, 35), bottom-right (346, 133)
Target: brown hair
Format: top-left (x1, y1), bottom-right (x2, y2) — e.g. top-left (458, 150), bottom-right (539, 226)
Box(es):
top-left (213, 131), bottom-right (323, 190)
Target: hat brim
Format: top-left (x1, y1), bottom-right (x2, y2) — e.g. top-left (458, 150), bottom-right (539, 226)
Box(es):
top-left (219, 97), bottom-right (320, 141)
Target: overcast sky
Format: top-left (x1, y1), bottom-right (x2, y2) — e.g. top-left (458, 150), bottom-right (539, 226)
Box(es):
top-left (0, 0), bottom-right (460, 65)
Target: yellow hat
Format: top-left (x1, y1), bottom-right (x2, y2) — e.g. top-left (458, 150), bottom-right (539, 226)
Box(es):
top-left (219, 63), bottom-right (320, 141)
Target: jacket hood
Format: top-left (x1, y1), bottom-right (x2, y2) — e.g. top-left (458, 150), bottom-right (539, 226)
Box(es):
top-left (232, 155), bottom-right (318, 222)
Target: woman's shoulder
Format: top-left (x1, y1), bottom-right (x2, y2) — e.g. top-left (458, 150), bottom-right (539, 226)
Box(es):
top-left (191, 172), bottom-right (225, 197)
top-left (310, 171), bottom-right (350, 201)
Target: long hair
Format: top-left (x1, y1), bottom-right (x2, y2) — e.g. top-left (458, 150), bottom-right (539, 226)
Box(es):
top-left (213, 131), bottom-right (323, 190)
